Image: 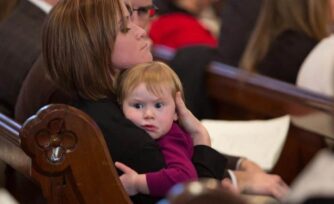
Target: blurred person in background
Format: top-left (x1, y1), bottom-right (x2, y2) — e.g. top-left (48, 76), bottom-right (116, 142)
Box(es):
top-left (296, 0), bottom-right (334, 95)
top-left (149, 0), bottom-right (217, 50)
top-left (239, 0), bottom-right (332, 84)
top-left (0, 0), bottom-right (58, 117)
top-left (217, 0), bottom-right (263, 67)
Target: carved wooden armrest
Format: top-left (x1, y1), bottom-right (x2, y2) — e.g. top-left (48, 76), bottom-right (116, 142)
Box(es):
top-left (20, 104), bottom-right (131, 204)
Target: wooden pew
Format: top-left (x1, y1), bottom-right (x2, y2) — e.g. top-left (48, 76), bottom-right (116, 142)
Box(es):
top-left (153, 46), bottom-right (334, 184)
top-left (0, 104), bottom-right (131, 204)
top-left (206, 61), bottom-right (334, 184)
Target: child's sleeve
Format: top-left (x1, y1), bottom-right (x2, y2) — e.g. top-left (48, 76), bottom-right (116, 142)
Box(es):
top-left (146, 124), bottom-right (197, 197)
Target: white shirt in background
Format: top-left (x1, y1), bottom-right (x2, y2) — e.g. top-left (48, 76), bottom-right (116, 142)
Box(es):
top-left (296, 35), bottom-right (334, 97)
top-left (27, 0), bottom-right (52, 13)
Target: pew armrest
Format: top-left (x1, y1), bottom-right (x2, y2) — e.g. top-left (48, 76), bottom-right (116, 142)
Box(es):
top-left (206, 61), bottom-right (334, 183)
top-left (0, 104), bottom-right (131, 203)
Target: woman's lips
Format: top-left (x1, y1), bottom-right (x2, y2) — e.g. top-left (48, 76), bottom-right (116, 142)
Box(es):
top-left (141, 43), bottom-right (149, 50)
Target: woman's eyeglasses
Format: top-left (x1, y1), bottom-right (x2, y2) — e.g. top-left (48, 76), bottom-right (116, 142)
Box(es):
top-left (133, 5), bottom-right (158, 18)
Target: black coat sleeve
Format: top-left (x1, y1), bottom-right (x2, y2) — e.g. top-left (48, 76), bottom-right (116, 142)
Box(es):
top-left (74, 98), bottom-right (164, 204)
top-left (74, 98), bottom-right (234, 202)
top-left (192, 145), bottom-right (228, 180)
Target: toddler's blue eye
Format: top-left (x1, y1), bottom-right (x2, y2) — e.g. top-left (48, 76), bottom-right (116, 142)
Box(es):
top-left (155, 102), bottom-right (163, 109)
top-left (133, 103), bottom-right (144, 109)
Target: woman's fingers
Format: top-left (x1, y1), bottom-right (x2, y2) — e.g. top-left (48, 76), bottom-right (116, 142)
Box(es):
top-left (175, 91), bottom-right (211, 145)
top-left (236, 170), bottom-right (290, 200)
top-left (273, 178), bottom-right (290, 200)
top-left (175, 92), bottom-right (188, 117)
top-left (264, 175), bottom-right (290, 200)
top-left (221, 178), bottom-right (239, 195)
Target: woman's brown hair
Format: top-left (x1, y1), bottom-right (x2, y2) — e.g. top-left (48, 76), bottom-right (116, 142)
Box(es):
top-left (239, 0), bottom-right (331, 72)
top-left (43, 0), bottom-right (128, 100)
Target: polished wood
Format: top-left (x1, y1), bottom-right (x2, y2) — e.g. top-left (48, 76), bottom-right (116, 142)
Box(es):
top-left (0, 104), bottom-right (131, 204)
top-left (153, 45), bottom-right (334, 184)
top-left (206, 62), bottom-right (334, 184)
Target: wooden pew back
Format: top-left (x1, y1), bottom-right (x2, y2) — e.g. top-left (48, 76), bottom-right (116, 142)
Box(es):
top-left (207, 62), bottom-right (334, 124)
top-left (153, 45), bottom-right (334, 184)
top-left (0, 104), bottom-right (131, 204)
top-left (206, 62), bottom-right (334, 183)
top-left (0, 111), bottom-right (30, 177)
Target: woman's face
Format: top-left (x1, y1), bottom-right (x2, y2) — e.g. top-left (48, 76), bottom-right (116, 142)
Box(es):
top-left (112, 2), bottom-right (153, 70)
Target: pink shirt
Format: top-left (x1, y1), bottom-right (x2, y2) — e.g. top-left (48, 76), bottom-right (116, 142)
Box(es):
top-left (146, 123), bottom-right (197, 196)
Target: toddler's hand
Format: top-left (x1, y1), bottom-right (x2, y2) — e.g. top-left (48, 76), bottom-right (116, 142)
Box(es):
top-left (115, 161), bottom-right (139, 196)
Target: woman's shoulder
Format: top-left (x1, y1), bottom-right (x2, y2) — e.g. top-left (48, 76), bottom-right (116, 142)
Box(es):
top-left (73, 97), bottom-right (152, 135)
top-left (73, 97), bottom-right (161, 162)
top-left (73, 97), bottom-right (122, 122)
top-left (74, 98), bottom-right (127, 130)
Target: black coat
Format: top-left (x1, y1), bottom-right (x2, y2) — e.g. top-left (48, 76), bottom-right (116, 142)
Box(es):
top-left (74, 96), bottom-right (228, 203)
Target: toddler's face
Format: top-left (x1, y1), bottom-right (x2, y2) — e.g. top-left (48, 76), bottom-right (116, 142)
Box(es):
top-left (122, 83), bottom-right (177, 139)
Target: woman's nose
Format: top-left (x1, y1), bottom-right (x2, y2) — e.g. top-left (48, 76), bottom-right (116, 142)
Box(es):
top-left (134, 23), bottom-right (147, 39)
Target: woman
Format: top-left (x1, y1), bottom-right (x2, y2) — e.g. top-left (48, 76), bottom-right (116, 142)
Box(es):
top-left (239, 0), bottom-right (332, 84)
top-left (14, 0), bottom-right (157, 123)
top-left (43, 1), bottom-right (223, 203)
top-left (42, 0), bottom-right (288, 202)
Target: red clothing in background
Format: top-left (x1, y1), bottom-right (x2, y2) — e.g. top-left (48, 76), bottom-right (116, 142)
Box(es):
top-left (149, 13), bottom-right (217, 49)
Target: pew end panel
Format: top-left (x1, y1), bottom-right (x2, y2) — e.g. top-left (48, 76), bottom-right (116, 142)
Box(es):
top-left (1, 104), bottom-right (131, 204)
top-left (206, 62), bottom-right (334, 184)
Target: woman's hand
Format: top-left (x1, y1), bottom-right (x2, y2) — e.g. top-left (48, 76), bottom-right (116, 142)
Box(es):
top-left (234, 170), bottom-right (290, 200)
top-left (238, 159), bottom-right (263, 172)
top-left (221, 178), bottom-right (240, 195)
top-left (175, 92), bottom-right (211, 146)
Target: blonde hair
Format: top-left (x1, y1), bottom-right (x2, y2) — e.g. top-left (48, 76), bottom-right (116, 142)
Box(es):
top-left (43, 0), bottom-right (128, 100)
top-left (240, 0), bottom-right (331, 71)
top-left (116, 61), bottom-right (184, 104)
